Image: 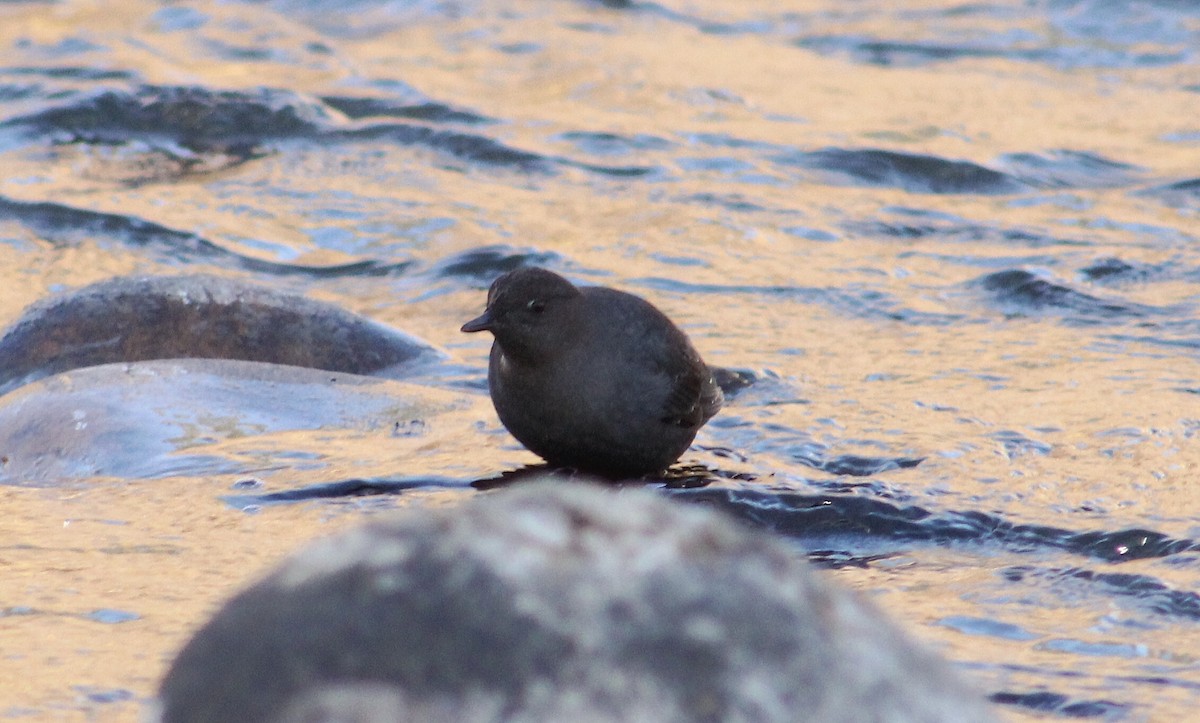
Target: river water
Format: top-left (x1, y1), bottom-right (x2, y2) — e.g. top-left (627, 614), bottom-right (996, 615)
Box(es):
top-left (1, 0), bottom-right (1198, 720)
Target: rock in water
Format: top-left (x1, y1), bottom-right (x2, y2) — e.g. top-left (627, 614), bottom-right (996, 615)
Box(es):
top-left (155, 482), bottom-right (997, 723)
top-left (0, 274), bottom-right (439, 395)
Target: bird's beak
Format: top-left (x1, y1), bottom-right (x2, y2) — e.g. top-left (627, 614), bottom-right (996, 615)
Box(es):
top-left (461, 309), bottom-right (494, 333)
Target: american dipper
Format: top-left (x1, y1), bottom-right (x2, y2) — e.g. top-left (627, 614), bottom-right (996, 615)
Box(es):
top-left (461, 267), bottom-right (723, 476)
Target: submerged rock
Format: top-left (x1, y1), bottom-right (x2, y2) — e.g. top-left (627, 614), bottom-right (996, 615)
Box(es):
top-left (155, 482), bottom-right (997, 723)
top-left (0, 359), bottom-right (456, 484)
top-left (0, 274), bottom-right (441, 395)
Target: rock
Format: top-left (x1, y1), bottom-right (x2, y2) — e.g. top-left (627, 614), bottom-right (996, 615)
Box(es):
top-left (0, 274), bottom-right (441, 395)
top-left (0, 359), bottom-right (453, 483)
top-left (155, 482), bottom-right (997, 723)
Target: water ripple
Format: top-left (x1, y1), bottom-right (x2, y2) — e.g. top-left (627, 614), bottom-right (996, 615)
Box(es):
top-left (0, 195), bottom-right (410, 276)
top-left (663, 486), bottom-right (1200, 563)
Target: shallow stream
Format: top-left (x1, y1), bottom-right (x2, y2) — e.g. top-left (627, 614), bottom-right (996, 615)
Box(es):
top-left (1, 1), bottom-right (1199, 720)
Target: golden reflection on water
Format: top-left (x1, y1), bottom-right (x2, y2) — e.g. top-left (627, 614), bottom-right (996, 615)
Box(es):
top-left (2, 479), bottom-right (468, 720)
top-left (1, 0), bottom-right (1199, 719)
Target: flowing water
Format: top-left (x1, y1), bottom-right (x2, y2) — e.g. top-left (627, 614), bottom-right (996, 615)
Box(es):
top-left (1, 0), bottom-right (1199, 720)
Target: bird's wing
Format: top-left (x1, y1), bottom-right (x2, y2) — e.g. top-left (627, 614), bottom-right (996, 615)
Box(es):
top-left (661, 359), bottom-right (723, 429)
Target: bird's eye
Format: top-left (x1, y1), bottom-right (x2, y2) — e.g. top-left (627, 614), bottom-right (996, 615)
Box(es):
top-left (526, 299), bottom-right (546, 314)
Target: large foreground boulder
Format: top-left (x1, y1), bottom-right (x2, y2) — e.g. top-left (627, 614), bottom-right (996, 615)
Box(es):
top-left (155, 483), bottom-right (997, 723)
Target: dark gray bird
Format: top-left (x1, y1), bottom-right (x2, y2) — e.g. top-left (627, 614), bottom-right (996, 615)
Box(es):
top-left (462, 267), bottom-right (722, 477)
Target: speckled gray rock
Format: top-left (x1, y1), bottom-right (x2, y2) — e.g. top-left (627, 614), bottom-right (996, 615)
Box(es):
top-left (0, 274), bottom-right (440, 395)
top-left (155, 483), bottom-right (998, 723)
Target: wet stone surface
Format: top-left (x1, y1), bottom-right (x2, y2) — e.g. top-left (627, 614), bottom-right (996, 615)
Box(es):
top-left (0, 274), bottom-right (442, 394)
top-left (157, 483), bottom-right (998, 723)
